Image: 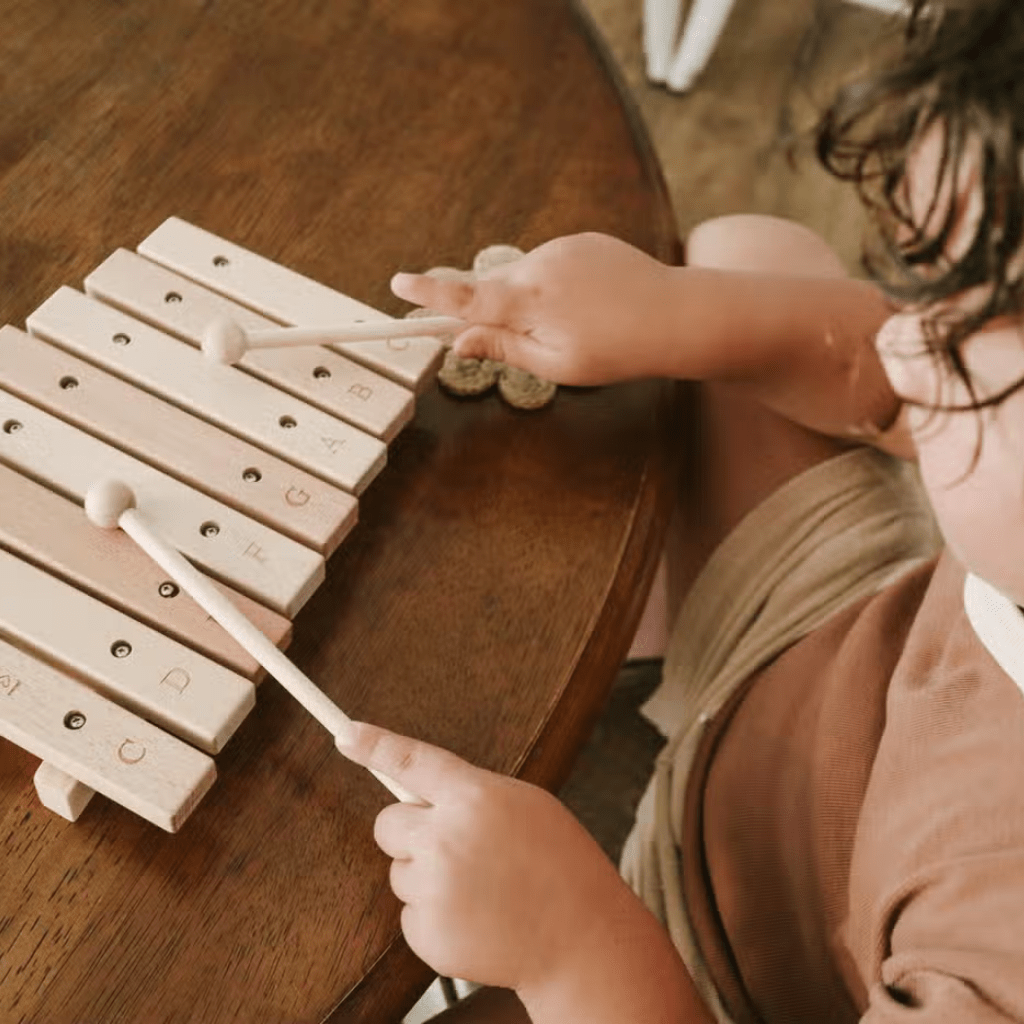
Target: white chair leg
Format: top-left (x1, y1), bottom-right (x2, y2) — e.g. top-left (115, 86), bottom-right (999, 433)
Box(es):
top-left (665, 0), bottom-right (738, 92)
top-left (643, 0), bottom-right (686, 84)
top-left (844, 0), bottom-right (908, 12)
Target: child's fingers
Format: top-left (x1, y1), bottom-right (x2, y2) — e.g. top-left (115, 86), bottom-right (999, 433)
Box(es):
top-left (391, 272), bottom-right (524, 329)
top-left (337, 721), bottom-right (473, 803)
top-left (389, 857), bottom-right (419, 905)
top-left (373, 800), bottom-right (425, 859)
top-left (391, 271), bottom-right (461, 311)
top-left (453, 325), bottom-right (563, 381)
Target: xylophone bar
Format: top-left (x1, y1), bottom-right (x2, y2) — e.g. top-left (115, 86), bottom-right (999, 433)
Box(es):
top-left (0, 384), bottom-right (325, 617)
top-left (0, 639), bottom-right (215, 832)
top-left (30, 289), bottom-right (388, 498)
top-left (0, 545), bottom-right (255, 754)
top-left (0, 325), bottom-right (358, 557)
top-left (139, 217), bottom-right (446, 392)
top-left (85, 250), bottom-right (416, 444)
top-left (0, 215), bottom-right (438, 828)
top-left (0, 459), bottom-right (291, 682)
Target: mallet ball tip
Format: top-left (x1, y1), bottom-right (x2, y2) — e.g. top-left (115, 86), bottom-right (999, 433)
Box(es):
top-left (85, 480), bottom-right (136, 529)
top-left (202, 317), bottom-right (248, 364)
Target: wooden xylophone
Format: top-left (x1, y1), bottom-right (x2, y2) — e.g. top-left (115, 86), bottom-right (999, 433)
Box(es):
top-left (0, 217), bottom-right (445, 832)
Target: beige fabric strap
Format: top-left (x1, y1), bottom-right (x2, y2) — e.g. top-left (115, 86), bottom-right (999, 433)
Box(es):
top-left (619, 447), bottom-right (941, 1023)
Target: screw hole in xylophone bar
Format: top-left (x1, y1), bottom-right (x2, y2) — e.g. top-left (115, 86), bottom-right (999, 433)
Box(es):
top-left (112, 332), bottom-right (131, 346)
top-left (164, 292), bottom-right (183, 304)
top-left (2, 419), bottom-right (22, 434)
top-left (313, 367), bottom-right (331, 380)
top-left (212, 255), bottom-right (229, 267)
top-left (242, 468), bottom-right (262, 483)
top-left (158, 581), bottom-right (179, 599)
top-left (200, 521), bottom-right (220, 538)
top-left (63, 711), bottom-right (86, 730)
top-left (110, 641), bottom-right (132, 659)
top-left (278, 416), bottom-right (297, 430)
top-left (59, 376), bottom-right (79, 390)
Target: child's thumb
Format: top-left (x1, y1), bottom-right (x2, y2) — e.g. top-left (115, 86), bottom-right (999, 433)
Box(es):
top-left (454, 325), bottom-right (557, 381)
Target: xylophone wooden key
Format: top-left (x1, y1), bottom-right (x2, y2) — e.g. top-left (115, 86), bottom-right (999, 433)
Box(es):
top-left (0, 459), bottom-right (292, 682)
top-left (29, 289), bottom-right (387, 497)
top-left (0, 640), bottom-right (216, 833)
top-left (0, 544), bottom-right (255, 754)
top-left (0, 325), bottom-right (357, 556)
top-left (0, 216), bottom-right (432, 831)
top-left (84, 249), bottom-right (416, 443)
top-left (0, 385), bottom-right (325, 617)
top-left (138, 216), bottom-right (445, 392)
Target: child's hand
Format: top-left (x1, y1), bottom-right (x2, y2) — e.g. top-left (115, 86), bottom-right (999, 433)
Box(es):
top-left (336, 721), bottom-right (637, 991)
top-left (390, 233), bottom-right (676, 386)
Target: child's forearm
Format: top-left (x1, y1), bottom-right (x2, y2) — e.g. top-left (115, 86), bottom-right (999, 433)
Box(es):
top-left (649, 266), bottom-right (906, 450)
top-left (516, 889), bottom-right (714, 1024)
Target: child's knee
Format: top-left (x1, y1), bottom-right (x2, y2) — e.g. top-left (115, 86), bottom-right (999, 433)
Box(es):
top-left (686, 215), bottom-right (849, 280)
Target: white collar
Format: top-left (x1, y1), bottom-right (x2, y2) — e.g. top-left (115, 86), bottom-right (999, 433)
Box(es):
top-left (963, 573), bottom-right (1024, 695)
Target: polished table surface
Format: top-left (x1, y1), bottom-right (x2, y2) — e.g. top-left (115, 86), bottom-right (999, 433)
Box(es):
top-left (0, 2), bottom-right (680, 1021)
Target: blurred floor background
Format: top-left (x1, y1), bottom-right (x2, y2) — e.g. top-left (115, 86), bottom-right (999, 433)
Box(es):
top-left (581, 0), bottom-right (899, 273)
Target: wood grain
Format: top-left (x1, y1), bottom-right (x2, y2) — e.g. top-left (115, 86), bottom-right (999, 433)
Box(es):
top-left (0, 1), bottom-right (681, 1020)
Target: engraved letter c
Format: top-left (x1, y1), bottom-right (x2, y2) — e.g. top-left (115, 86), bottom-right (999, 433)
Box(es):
top-left (117, 739), bottom-right (147, 764)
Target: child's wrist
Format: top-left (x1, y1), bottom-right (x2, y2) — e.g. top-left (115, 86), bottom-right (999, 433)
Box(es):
top-left (633, 264), bottom-right (696, 381)
top-left (514, 920), bottom-right (619, 1019)
top-left (514, 880), bottom-right (697, 1022)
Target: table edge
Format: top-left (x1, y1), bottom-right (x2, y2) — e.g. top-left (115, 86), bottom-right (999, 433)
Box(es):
top-left (325, 2), bottom-right (684, 1017)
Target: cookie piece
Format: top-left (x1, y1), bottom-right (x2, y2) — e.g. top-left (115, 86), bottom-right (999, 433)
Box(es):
top-left (437, 349), bottom-right (500, 397)
top-left (472, 244), bottom-right (524, 274)
top-left (497, 365), bottom-right (557, 410)
top-left (420, 249), bottom-right (557, 409)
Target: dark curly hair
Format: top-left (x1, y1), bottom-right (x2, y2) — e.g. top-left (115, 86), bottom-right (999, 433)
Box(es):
top-left (817, 0), bottom-right (1024, 412)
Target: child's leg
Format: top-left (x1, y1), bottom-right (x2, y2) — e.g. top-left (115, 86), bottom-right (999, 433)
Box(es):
top-left (663, 215), bottom-right (861, 625)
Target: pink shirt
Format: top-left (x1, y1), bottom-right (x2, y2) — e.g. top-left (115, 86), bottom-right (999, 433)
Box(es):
top-left (685, 550), bottom-right (1024, 1022)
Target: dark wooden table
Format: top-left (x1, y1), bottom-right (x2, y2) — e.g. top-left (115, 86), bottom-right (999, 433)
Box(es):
top-left (0, 2), bottom-right (681, 1020)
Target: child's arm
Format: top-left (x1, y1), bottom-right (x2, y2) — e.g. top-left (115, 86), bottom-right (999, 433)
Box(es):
top-left (392, 229), bottom-right (911, 456)
top-left (337, 723), bottom-right (714, 1024)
